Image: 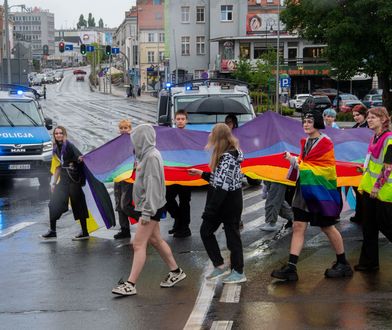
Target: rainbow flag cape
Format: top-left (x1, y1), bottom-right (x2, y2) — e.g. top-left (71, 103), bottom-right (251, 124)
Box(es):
top-left (83, 111), bottom-right (372, 188)
top-left (299, 136), bottom-right (341, 217)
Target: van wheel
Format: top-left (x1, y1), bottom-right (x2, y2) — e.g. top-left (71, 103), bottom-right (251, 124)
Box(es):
top-left (246, 177), bottom-right (261, 186)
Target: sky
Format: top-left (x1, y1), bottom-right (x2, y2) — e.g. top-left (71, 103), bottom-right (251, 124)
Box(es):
top-left (10, 0), bottom-right (136, 29)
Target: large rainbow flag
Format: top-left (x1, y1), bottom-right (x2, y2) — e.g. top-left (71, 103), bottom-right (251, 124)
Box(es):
top-left (83, 111), bottom-right (372, 188)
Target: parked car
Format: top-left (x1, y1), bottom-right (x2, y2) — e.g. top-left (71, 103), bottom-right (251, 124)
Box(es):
top-left (332, 94), bottom-right (360, 111)
top-left (289, 94), bottom-right (311, 110)
top-left (73, 69), bottom-right (86, 75)
top-left (368, 88), bottom-right (383, 95)
top-left (301, 95), bottom-right (332, 113)
top-left (314, 88), bottom-right (339, 102)
top-left (76, 75), bottom-right (85, 82)
top-left (339, 100), bottom-right (365, 113)
top-left (362, 94), bottom-right (383, 108)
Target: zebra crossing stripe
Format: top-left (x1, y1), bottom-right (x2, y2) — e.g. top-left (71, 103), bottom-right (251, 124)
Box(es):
top-left (0, 222), bottom-right (35, 239)
top-left (210, 321), bottom-right (233, 330)
top-left (219, 284), bottom-right (241, 303)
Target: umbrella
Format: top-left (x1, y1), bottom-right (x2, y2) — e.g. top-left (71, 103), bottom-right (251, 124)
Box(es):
top-left (184, 96), bottom-right (250, 114)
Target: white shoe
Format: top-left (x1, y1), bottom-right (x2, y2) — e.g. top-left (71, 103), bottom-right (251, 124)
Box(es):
top-left (260, 223), bottom-right (280, 232)
top-left (112, 280), bottom-right (137, 296)
top-left (160, 268), bottom-right (186, 287)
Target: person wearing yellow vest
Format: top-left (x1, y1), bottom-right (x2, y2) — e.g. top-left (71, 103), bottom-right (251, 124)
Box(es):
top-left (356, 107), bottom-right (392, 272)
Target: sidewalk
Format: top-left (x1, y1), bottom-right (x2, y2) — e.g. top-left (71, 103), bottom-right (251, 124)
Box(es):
top-left (90, 81), bottom-right (158, 103)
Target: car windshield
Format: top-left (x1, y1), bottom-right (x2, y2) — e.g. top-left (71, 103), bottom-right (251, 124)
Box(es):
top-left (315, 96), bottom-right (330, 103)
top-left (0, 100), bottom-right (43, 127)
top-left (174, 95), bottom-right (253, 124)
top-left (298, 95), bottom-right (308, 100)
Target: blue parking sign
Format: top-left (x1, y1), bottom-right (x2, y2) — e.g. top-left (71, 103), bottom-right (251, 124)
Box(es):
top-left (86, 45), bottom-right (95, 52)
top-left (280, 77), bottom-right (291, 88)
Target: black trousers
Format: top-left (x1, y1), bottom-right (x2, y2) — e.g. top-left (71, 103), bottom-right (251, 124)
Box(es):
top-left (114, 181), bottom-right (134, 231)
top-left (200, 189), bottom-right (244, 273)
top-left (165, 184), bottom-right (191, 232)
top-left (48, 172), bottom-right (89, 233)
top-left (358, 192), bottom-right (392, 267)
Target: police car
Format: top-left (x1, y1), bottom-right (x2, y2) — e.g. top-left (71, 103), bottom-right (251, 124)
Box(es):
top-left (157, 78), bottom-right (255, 131)
top-left (0, 88), bottom-right (53, 186)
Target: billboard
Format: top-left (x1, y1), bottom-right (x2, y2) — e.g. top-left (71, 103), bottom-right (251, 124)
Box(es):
top-left (246, 13), bottom-right (285, 34)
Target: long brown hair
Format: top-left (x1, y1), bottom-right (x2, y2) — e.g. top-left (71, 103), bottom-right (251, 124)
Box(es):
top-left (368, 107), bottom-right (391, 130)
top-left (53, 126), bottom-right (68, 143)
top-left (206, 123), bottom-right (239, 170)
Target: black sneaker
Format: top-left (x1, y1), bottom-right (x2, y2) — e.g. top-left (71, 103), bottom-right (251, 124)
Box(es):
top-left (168, 228), bottom-right (176, 235)
top-left (271, 264), bottom-right (298, 281)
top-left (324, 262), bottom-right (353, 278)
top-left (72, 232), bottom-right (90, 241)
top-left (113, 230), bottom-right (131, 239)
top-left (173, 228), bottom-right (191, 238)
top-left (41, 230), bottom-right (57, 239)
top-left (354, 264), bottom-right (379, 273)
top-left (284, 221), bottom-right (293, 229)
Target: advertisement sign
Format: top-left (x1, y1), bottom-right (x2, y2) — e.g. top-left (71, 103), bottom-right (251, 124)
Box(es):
top-left (246, 13), bottom-right (285, 34)
top-left (220, 59), bottom-right (236, 72)
top-left (79, 31), bottom-right (97, 44)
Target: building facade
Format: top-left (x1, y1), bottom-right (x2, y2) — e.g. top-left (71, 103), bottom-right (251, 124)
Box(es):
top-left (11, 7), bottom-right (55, 60)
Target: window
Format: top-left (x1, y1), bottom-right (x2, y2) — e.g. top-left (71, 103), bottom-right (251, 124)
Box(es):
top-left (196, 6), bottom-right (205, 23)
top-left (148, 51), bottom-right (155, 63)
top-left (181, 6), bottom-right (190, 23)
top-left (194, 70), bottom-right (204, 79)
top-left (181, 36), bottom-right (190, 56)
top-left (196, 36), bottom-right (205, 55)
top-left (267, 0), bottom-right (274, 3)
top-left (159, 51), bottom-right (165, 62)
top-left (221, 5), bottom-right (233, 21)
top-left (148, 33), bottom-right (155, 42)
top-left (159, 33), bottom-right (165, 42)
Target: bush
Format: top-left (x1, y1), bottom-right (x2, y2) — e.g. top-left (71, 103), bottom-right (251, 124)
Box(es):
top-left (254, 104), bottom-right (294, 116)
top-left (336, 112), bottom-right (354, 121)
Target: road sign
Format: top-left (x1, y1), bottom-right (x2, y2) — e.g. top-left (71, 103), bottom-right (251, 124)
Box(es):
top-left (65, 44), bottom-right (73, 51)
top-left (86, 45), bottom-right (95, 52)
top-left (111, 47), bottom-right (120, 55)
top-left (280, 77), bottom-right (291, 88)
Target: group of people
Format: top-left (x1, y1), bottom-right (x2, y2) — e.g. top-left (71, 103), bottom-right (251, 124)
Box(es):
top-left (41, 104), bottom-right (392, 296)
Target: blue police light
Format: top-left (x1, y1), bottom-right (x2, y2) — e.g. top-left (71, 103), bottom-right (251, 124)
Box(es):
top-left (186, 85), bottom-right (191, 90)
top-left (165, 82), bottom-right (172, 89)
top-left (17, 90), bottom-right (24, 95)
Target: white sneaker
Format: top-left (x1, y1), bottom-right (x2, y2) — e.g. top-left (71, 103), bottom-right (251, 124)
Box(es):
top-left (260, 223), bottom-right (280, 232)
top-left (112, 280), bottom-right (137, 296)
top-left (160, 268), bottom-right (186, 288)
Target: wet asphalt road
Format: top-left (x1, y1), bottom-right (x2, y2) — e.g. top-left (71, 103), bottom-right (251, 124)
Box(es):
top-left (1, 70), bottom-right (392, 330)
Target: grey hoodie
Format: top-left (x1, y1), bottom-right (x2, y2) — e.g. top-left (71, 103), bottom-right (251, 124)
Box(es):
top-left (131, 124), bottom-right (166, 221)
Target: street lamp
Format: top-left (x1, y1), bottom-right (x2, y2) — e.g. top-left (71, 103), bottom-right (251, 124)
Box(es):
top-left (275, 0), bottom-right (281, 113)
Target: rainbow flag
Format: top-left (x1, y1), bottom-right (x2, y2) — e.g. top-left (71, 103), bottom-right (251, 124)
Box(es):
top-left (299, 136), bottom-right (341, 217)
top-left (83, 111), bottom-right (372, 188)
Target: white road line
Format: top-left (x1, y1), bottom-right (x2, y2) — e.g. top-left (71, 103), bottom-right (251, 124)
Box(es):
top-left (90, 227), bottom-right (118, 240)
top-left (241, 199), bottom-right (265, 216)
top-left (219, 284), bottom-right (241, 303)
top-left (183, 267), bottom-right (217, 330)
top-left (0, 222), bottom-right (36, 239)
top-left (243, 189), bottom-right (262, 201)
top-left (210, 321), bottom-right (233, 330)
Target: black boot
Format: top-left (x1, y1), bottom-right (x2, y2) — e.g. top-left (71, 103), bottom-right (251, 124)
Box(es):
top-left (271, 264), bottom-right (298, 281)
top-left (114, 229), bottom-right (131, 239)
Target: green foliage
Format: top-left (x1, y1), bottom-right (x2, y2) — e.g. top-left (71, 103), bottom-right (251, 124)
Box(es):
top-left (88, 13), bottom-right (96, 28)
top-left (77, 14), bottom-right (87, 29)
top-left (281, 0), bottom-right (392, 112)
top-left (85, 43), bottom-right (106, 65)
top-left (336, 111), bottom-right (354, 122)
top-left (98, 18), bottom-right (104, 29)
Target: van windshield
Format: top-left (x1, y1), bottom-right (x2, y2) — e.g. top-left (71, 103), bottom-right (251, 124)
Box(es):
top-left (174, 95), bottom-right (253, 124)
top-left (0, 100), bottom-right (44, 127)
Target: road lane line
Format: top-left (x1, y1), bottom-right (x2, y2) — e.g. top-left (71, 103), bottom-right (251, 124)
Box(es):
top-left (241, 199), bottom-right (265, 216)
top-left (0, 222), bottom-right (36, 239)
top-left (219, 284), bottom-right (241, 303)
top-left (210, 321), bottom-right (233, 330)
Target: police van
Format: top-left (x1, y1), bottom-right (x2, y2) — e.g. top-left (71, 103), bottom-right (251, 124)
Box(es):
top-left (0, 87), bottom-right (53, 186)
top-left (157, 79), bottom-right (255, 131)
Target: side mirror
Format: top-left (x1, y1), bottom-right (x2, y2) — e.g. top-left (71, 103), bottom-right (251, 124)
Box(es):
top-left (45, 117), bottom-right (53, 130)
top-left (158, 115), bottom-right (170, 126)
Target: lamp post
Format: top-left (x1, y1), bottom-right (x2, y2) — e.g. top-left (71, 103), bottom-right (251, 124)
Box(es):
top-left (275, 0), bottom-right (281, 113)
top-left (4, 0), bottom-right (12, 83)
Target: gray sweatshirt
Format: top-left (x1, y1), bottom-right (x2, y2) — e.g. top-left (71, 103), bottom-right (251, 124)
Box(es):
top-left (131, 124), bottom-right (166, 221)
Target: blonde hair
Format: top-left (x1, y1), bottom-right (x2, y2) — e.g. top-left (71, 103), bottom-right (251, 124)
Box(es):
top-left (206, 123), bottom-right (239, 170)
top-left (53, 126), bottom-right (67, 143)
top-left (368, 107), bottom-right (391, 130)
top-left (118, 119), bottom-right (132, 129)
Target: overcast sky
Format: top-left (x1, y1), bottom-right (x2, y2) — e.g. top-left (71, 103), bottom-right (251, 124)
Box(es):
top-left (10, 0), bottom-right (136, 29)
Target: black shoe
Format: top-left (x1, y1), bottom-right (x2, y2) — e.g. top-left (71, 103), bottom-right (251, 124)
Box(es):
top-left (41, 230), bottom-right (57, 239)
top-left (114, 230), bottom-right (131, 239)
top-left (350, 216), bottom-right (361, 224)
top-left (168, 228), bottom-right (176, 235)
top-left (173, 228), bottom-right (191, 238)
top-left (354, 264), bottom-right (379, 272)
top-left (324, 262), bottom-right (353, 278)
top-left (284, 221), bottom-right (293, 229)
top-left (271, 264), bottom-right (298, 281)
top-left (72, 232), bottom-right (90, 241)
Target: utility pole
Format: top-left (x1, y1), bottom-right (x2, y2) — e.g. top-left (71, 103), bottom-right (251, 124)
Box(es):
top-left (275, 0), bottom-right (281, 113)
top-left (4, 0), bottom-right (12, 83)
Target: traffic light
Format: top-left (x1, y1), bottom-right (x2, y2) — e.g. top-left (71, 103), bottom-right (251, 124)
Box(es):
top-left (80, 44), bottom-right (86, 55)
top-left (43, 45), bottom-right (49, 56)
top-left (59, 41), bottom-right (65, 53)
top-left (105, 45), bottom-right (112, 56)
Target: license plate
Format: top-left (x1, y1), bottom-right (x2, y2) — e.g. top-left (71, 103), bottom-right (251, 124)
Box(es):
top-left (8, 164), bottom-right (31, 170)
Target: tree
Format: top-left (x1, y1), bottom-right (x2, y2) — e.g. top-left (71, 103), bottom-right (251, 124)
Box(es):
top-left (281, 0), bottom-right (392, 112)
top-left (88, 13), bottom-right (96, 28)
top-left (98, 18), bottom-right (104, 28)
top-left (77, 14), bottom-right (87, 29)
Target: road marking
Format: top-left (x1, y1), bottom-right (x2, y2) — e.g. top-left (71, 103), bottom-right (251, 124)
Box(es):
top-left (183, 267), bottom-right (217, 330)
top-left (0, 222), bottom-right (36, 239)
top-left (219, 284), bottom-right (241, 303)
top-left (210, 321), bottom-right (233, 330)
top-left (242, 199), bottom-right (265, 216)
top-left (243, 189), bottom-right (262, 201)
top-left (90, 227), bottom-right (117, 240)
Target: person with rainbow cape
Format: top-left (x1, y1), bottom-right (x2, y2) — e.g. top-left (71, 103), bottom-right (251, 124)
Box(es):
top-left (271, 110), bottom-right (353, 281)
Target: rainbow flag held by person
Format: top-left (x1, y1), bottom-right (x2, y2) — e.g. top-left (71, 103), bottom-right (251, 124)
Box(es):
top-left (298, 136), bottom-right (342, 218)
top-left (83, 111), bottom-right (372, 188)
